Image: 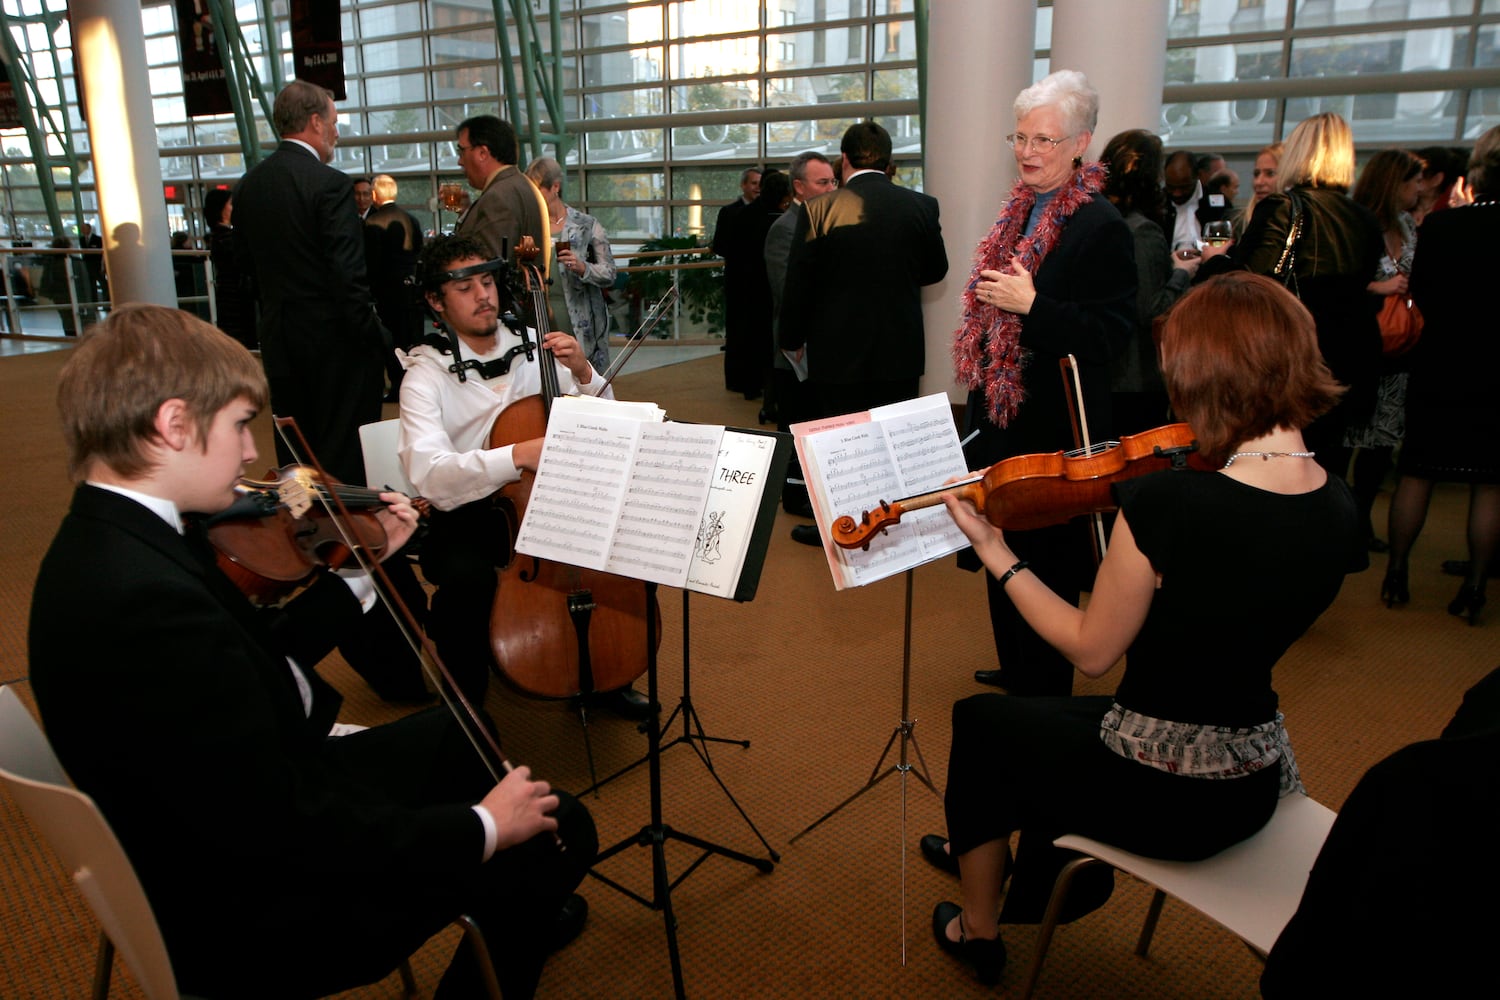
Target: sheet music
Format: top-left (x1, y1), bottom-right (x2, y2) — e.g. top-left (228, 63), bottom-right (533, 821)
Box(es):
top-left (795, 393), bottom-right (970, 590)
top-left (605, 421), bottom-right (722, 586)
top-left (516, 396), bottom-right (786, 598)
top-left (515, 407), bottom-right (640, 570)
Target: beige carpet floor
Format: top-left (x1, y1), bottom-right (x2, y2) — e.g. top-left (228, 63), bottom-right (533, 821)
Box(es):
top-left (1, 346), bottom-right (1494, 999)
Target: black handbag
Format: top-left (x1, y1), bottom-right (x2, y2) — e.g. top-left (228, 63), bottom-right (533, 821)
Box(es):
top-left (1272, 189), bottom-right (1304, 298)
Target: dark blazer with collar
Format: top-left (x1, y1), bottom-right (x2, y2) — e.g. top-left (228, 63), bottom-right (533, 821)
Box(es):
top-left (231, 140), bottom-right (386, 379)
top-left (28, 486), bottom-right (490, 991)
top-left (231, 141), bottom-right (386, 483)
top-left (454, 163), bottom-right (546, 265)
top-left (778, 171), bottom-right (948, 386)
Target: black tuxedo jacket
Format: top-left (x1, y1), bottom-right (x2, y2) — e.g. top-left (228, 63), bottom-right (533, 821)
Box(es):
top-left (778, 172), bottom-right (948, 385)
top-left (231, 141), bottom-right (386, 482)
top-left (231, 141), bottom-right (386, 378)
top-left (29, 486), bottom-right (491, 992)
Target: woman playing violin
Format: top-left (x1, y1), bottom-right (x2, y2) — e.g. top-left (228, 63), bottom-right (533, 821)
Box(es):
top-left (926, 273), bottom-right (1366, 986)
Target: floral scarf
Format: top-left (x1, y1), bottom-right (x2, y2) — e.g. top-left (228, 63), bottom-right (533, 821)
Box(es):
top-left (953, 163), bottom-right (1107, 427)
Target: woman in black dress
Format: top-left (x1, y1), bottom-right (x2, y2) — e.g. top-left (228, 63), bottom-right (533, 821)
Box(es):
top-left (1383, 126), bottom-right (1500, 623)
top-left (925, 273), bottom-right (1365, 986)
top-left (1198, 112), bottom-right (1383, 471)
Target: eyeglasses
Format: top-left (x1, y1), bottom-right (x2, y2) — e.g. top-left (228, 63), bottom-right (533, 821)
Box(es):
top-left (454, 142), bottom-right (474, 157)
top-left (1005, 133), bottom-right (1072, 154)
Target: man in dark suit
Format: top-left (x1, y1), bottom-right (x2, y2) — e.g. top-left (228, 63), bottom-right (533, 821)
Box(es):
top-left (232, 80), bottom-right (387, 486)
top-left (364, 173), bottom-right (425, 400)
top-left (778, 122), bottom-right (947, 546)
top-left (30, 306), bottom-right (595, 1000)
top-left (352, 176), bottom-right (374, 220)
top-left (453, 114), bottom-right (548, 271)
top-left (765, 151), bottom-right (836, 517)
top-left (1163, 149), bottom-right (1228, 252)
top-left (710, 167), bottom-right (763, 259)
top-left (778, 122), bottom-right (947, 420)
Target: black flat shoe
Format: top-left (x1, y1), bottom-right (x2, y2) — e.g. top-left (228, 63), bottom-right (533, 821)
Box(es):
top-left (973, 669), bottom-right (1010, 688)
top-left (1381, 566), bottom-right (1409, 608)
top-left (1448, 584), bottom-right (1487, 626)
top-left (790, 524), bottom-right (821, 547)
top-left (920, 834), bottom-right (959, 877)
top-left (932, 901), bottom-right (1006, 986)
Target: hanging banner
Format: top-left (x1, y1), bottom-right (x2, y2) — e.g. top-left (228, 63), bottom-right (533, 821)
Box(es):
top-left (177, 0), bottom-right (233, 117)
top-left (290, 0), bottom-right (346, 100)
top-left (0, 56), bottom-right (21, 130)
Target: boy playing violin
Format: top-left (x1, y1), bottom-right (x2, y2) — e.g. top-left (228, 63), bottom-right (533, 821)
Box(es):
top-left (29, 305), bottom-right (595, 998)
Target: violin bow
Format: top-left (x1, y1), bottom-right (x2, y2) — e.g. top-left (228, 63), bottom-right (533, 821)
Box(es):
top-left (1059, 354), bottom-right (1109, 563)
top-left (599, 282), bottom-right (680, 394)
top-left (269, 418), bottom-right (517, 785)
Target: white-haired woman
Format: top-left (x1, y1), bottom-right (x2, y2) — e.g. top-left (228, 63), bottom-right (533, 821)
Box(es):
top-left (952, 69), bottom-right (1137, 700)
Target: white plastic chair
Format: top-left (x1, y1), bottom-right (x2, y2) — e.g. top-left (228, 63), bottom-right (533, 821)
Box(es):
top-left (0, 684), bottom-right (180, 1000)
top-left (360, 418), bottom-right (418, 498)
top-left (0, 685), bottom-right (500, 1000)
top-left (1019, 791), bottom-right (1338, 999)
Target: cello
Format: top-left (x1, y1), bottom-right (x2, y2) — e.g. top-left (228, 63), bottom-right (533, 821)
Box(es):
top-left (487, 237), bottom-right (660, 703)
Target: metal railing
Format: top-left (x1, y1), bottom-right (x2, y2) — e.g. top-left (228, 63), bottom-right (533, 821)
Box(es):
top-left (0, 243), bottom-right (726, 343)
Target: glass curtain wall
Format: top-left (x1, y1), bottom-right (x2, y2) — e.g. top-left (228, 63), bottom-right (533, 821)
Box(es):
top-left (1, 0), bottom-right (1496, 243)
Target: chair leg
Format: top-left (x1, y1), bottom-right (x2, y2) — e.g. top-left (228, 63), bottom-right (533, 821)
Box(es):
top-left (1018, 856), bottom-right (1108, 1000)
top-left (1135, 889), bottom-right (1166, 957)
top-left (92, 931), bottom-right (114, 1000)
top-left (397, 958), bottom-right (418, 998)
top-left (456, 914), bottom-right (503, 1000)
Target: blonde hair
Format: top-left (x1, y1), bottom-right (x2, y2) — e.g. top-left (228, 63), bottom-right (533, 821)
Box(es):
top-left (57, 305), bottom-right (267, 482)
top-left (1278, 113), bottom-right (1355, 191)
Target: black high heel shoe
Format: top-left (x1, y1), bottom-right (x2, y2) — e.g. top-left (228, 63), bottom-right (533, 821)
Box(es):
top-left (1447, 584), bottom-right (1486, 625)
top-left (1381, 566), bottom-right (1410, 608)
top-left (932, 902), bottom-right (1006, 986)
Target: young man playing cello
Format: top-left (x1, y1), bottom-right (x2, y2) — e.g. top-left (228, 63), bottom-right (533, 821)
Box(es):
top-left (397, 235), bottom-right (651, 718)
top-left (29, 305), bottom-right (595, 999)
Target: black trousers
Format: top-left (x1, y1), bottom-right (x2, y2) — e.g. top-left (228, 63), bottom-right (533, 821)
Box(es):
top-left (420, 501), bottom-right (514, 704)
top-left (177, 707), bottom-right (597, 1000)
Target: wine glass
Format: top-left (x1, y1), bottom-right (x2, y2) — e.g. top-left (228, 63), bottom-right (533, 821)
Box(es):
top-left (438, 183), bottom-right (469, 233)
top-left (1202, 220), bottom-right (1234, 248)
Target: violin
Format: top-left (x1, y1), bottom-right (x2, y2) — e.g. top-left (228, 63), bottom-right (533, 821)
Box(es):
top-left (832, 423), bottom-right (1214, 551)
top-left (487, 237), bottom-right (660, 702)
top-left (206, 464), bottom-right (393, 604)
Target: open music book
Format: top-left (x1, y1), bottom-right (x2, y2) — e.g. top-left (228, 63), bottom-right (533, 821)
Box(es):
top-left (515, 395), bottom-right (792, 601)
top-left (793, 393), bottom-right (972, 590)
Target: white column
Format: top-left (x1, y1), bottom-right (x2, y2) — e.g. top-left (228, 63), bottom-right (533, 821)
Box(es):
top-left (1050, 0), bottom-right (1170, 161)
top-left (920, 0), bottom-right (1037, 401)
top-left (70, 0), bottom-right (177, 307)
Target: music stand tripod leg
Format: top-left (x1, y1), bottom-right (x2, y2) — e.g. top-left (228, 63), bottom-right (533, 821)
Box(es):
top-left (790, 569), bottom-right (939, 844)
top-left (587, 583), bottom-right (773, 1000)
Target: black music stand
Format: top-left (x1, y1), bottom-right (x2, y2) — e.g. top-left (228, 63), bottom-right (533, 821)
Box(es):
top-left (791, 568), bottom-right (939, 839)
top-left (588, 581), bottom-right (775, 1000)
top-left (585, 587), bottom-right (780, 860)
